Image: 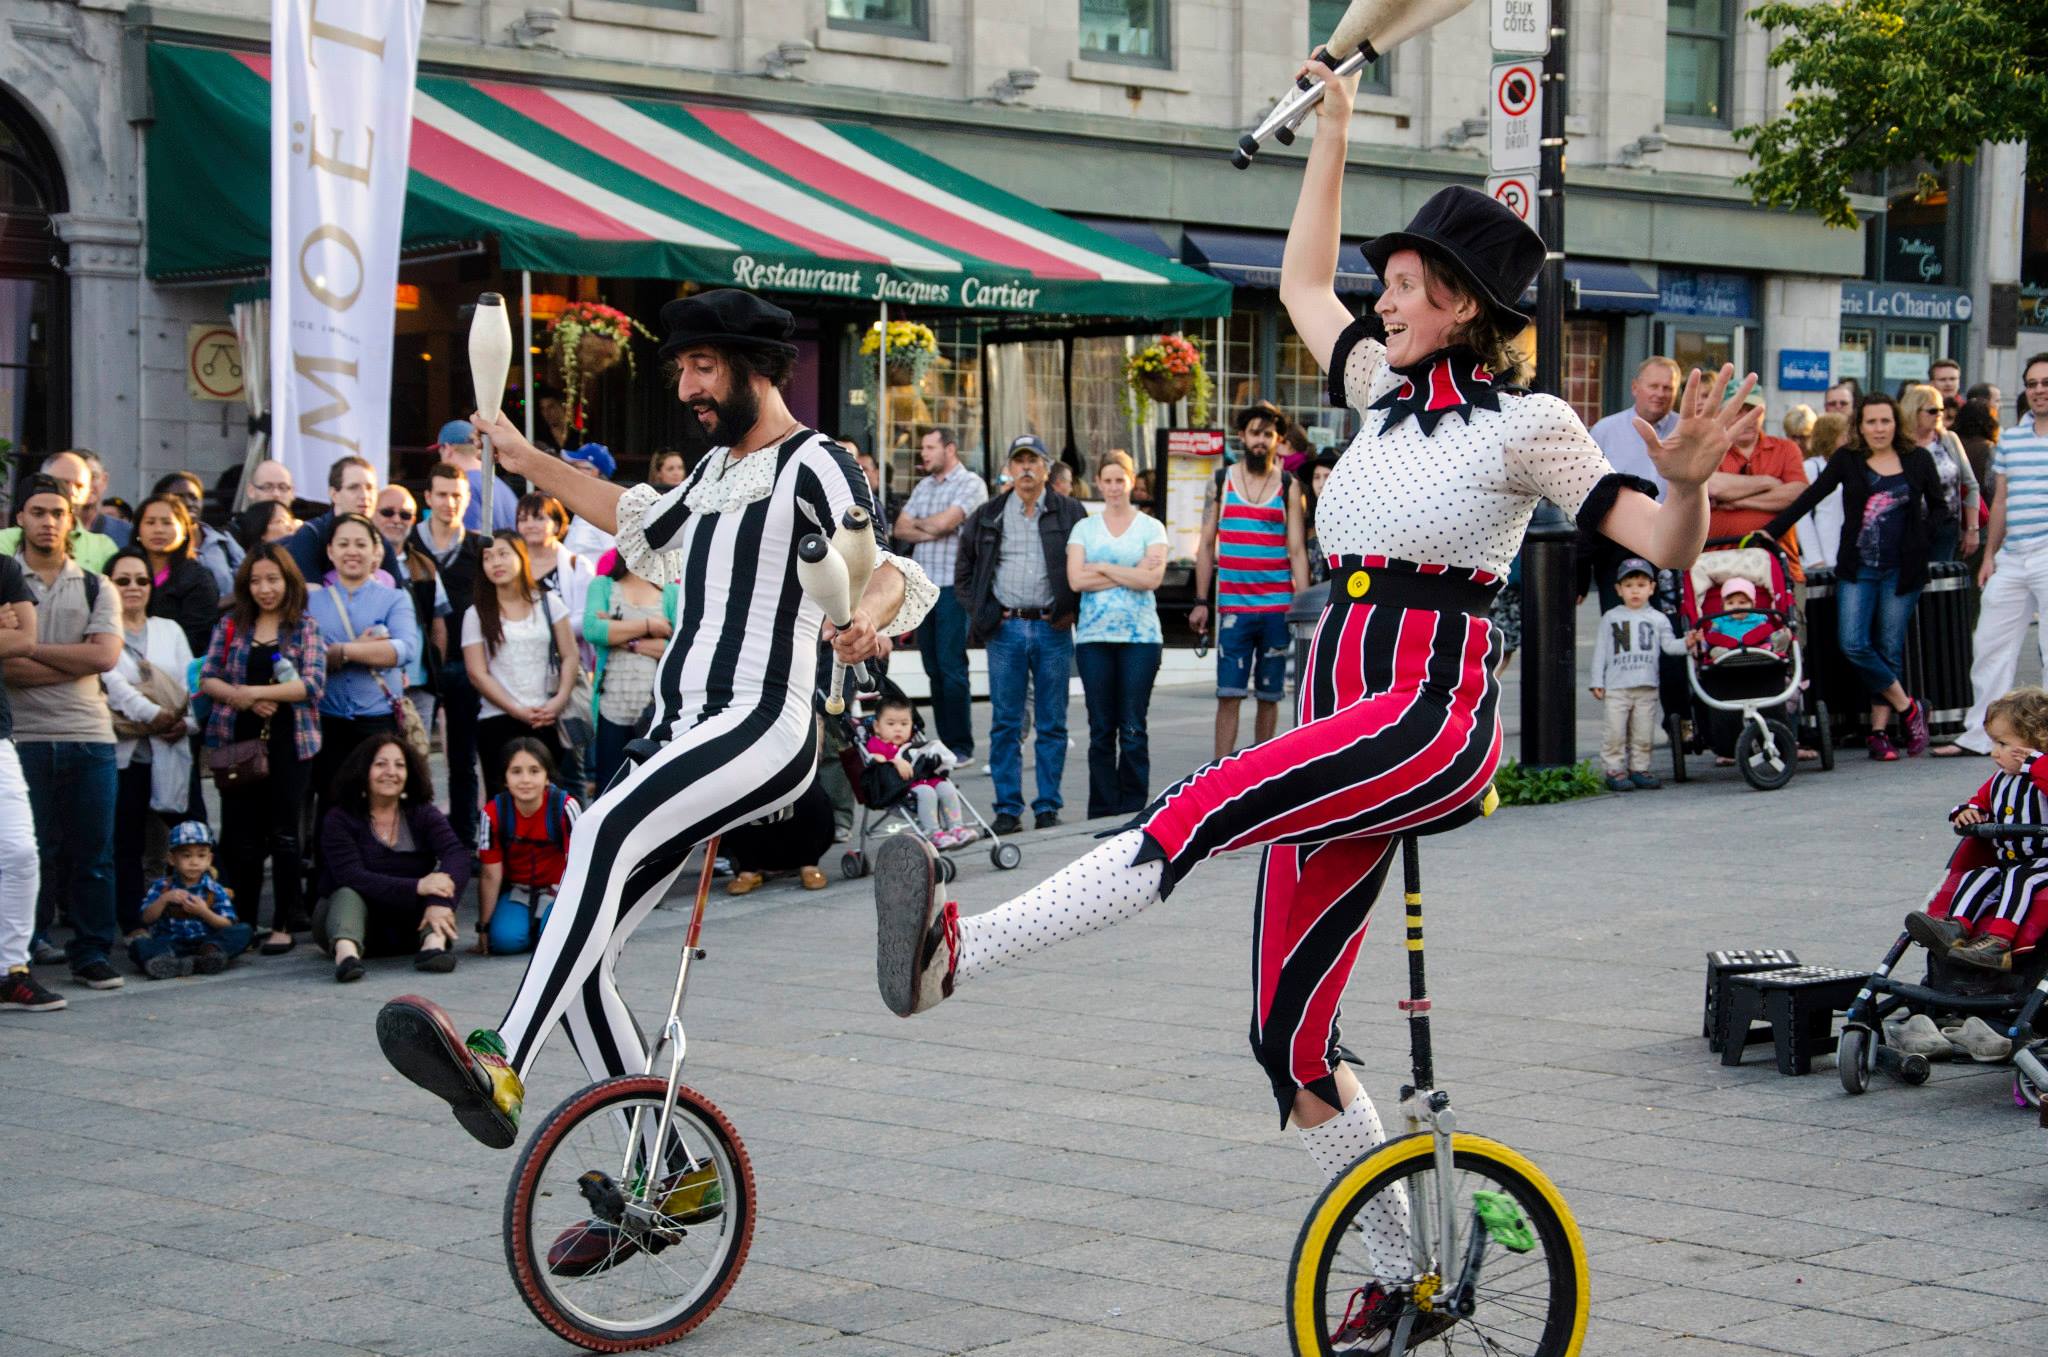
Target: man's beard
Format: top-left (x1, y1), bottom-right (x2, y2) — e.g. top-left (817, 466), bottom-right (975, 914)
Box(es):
top-left (683, 382), bottom-right (762, 452)
top-left (1242, 446), bottom-right (1272, 473)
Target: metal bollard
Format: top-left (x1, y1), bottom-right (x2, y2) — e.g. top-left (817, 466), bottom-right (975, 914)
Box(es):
top-left (1520, 502), bottom-right (1578, 768)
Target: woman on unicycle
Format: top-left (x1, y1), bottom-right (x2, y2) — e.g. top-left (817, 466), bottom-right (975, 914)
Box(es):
top-left (873, 57), bottom-right (1756, 1354)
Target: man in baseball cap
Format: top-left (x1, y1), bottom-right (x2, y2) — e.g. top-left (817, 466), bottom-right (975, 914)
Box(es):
top-left (956, 431), bottom-right (1087, 834)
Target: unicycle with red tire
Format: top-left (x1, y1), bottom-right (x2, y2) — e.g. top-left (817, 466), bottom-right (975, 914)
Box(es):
top-left (503, 837), bottom-right (757, 1351)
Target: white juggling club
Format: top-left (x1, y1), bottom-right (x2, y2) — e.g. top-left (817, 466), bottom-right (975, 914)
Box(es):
top-left (830, 505), bottom-right (878, 603)
top-left (796, 533), bottom-right (870, 715)
top-left (468, 293), bottom-right (513, 529)
top-left (1234, 0), bottom-right (1475, 168)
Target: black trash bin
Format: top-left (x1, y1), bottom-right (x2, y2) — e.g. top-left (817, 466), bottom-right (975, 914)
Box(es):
top-left (1805, 562), bottom-right (1976, 744)
top-left (1288, 580), bottom-right (1331, 706)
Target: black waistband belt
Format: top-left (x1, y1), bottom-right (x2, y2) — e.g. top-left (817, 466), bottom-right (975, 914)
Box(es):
top-left (1001, 607), bottom-right (1051, 621)
top-left (1322, 560), bottom-right (1499, 619)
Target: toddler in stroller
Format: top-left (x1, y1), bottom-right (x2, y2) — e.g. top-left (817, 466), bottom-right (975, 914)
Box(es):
top-left (1906, 687), bottom-right (2048, 972)
top-left (1667, 540), bottom-right (1813, 790)
top-left (867, 696), bottom-right (974, 848)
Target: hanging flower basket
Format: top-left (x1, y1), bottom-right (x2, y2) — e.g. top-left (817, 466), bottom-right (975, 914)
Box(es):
top-left (861, 319), bottom-right (940, 389)
top-left (545, 301), bottom-right (657, 435)
top-left (1123, 334), bottom-right (1212, 427)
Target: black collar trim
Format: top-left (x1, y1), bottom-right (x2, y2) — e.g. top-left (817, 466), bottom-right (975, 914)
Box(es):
top-left (1370, 347), bottom-right (1502, 436)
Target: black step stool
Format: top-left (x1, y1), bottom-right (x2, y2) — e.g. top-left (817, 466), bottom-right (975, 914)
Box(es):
top-left (1721, 966), bottom-right (1870, 1075)
top-left (1704, 949), bottom-right (1800, 1051)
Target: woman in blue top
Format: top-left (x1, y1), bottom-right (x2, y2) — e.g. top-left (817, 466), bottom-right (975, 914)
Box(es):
top-left (1066, 451), bottom-right (1169, 818)
top-left (306, 513), bottom-right (421, 806)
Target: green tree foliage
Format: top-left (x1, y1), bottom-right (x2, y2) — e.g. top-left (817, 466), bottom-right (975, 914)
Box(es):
top-left (1737, 0), bottom-right (2046, 228)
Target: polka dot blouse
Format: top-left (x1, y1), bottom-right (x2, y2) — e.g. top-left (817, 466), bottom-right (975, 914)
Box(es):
top-left (1315, 322), bottom-right (1621, 578)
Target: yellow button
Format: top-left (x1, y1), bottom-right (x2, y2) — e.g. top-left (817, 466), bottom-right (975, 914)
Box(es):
top-left (1347, 571), bottom-right (1371, 599)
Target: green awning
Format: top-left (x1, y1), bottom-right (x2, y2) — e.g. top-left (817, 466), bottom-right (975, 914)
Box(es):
top-left (146, 44), bottom-right (1231, 319)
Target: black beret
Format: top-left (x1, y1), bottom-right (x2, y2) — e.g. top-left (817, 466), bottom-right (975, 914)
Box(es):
top-left (657, 289), bottom-right (798, 363)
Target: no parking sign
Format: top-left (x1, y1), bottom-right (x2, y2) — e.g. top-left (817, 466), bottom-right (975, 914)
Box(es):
top-left (1485, 174), bottom-right (1537, 224)
top-left (1489, 61), bottom-right (1541, 173)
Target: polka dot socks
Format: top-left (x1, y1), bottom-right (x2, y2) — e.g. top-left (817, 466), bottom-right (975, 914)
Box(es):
top-left (954, 831), bottom-right (1164, 983)
top-left (1299, 1089), bottom-right (1412, 1274)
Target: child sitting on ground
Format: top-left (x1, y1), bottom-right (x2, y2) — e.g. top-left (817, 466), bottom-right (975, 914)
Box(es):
top-left (1907, 687), bottom-right (2048, 971)
top-left (1691, 577), bottom-right (1792, 662)
top-left (473, 738), bottom-right (580, 956)
top-left (130, 822), bottom-right (253, 978)
top-left (1590, 558), bottom-right (1686, 793)
top-left (865, 696), bottom-right (973, 847)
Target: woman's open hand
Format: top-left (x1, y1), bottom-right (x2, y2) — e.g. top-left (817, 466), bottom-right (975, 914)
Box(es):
top-left (1642, 364), bottom-right (1758, 489)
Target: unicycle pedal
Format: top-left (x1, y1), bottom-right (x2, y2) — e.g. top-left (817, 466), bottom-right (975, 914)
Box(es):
top-left (1472, 1190), bottom-right (1536, 1253)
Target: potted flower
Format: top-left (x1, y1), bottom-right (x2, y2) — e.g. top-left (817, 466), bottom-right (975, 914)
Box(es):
top-left (546, 301), bottom-right (656, 434)
top-left (1123, 334), bottom-right (1213, 426)
top-left (860, 319), bottom-right (940, 387)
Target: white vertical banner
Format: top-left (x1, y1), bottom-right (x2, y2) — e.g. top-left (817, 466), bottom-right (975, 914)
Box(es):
top-left (270, 0), bottom-right (425, 493)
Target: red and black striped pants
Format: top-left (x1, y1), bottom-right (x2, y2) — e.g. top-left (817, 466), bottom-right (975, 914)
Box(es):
top-left (1135, 560), bottom-right (1503, 1118)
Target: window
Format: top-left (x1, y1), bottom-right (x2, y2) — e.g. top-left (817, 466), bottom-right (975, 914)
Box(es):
top-left (1665, 0), bottom-right (1732, 124)
top-left (828, 0), bottom-right (925, 37)
top-left (1080, 0), bottom-right (1169, 68)
top-left (1866, 162), bottom-right (1966, 288)
top-left (1309, 0), bottom-right (1392, 95)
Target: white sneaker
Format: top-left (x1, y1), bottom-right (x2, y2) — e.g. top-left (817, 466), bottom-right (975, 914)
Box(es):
top-left (874, 836), bottom-right (956, 1017)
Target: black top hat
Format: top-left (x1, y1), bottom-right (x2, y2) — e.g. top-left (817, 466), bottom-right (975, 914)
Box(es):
top-left (657, 289), bottom-right (799, 363)
top-left (1362, 186), bottom-right (1544, 330)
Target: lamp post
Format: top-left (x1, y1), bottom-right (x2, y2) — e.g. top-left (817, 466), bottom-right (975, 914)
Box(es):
top-left (1520, 0), bottom-right (1575, 768)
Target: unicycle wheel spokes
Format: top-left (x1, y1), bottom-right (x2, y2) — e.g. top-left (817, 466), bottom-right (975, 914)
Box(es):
top-left (505, 1075), bottom-right (755, 1352)
top-left (1289, 1133), bottom-right (1587, 1357)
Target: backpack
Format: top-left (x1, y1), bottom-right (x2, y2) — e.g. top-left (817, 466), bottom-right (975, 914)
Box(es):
top-left (488, 786), bottom-right (572, 857)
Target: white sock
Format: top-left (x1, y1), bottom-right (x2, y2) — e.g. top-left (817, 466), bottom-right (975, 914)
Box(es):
top-left (1299, 1090), bottom-right (1411, 1275)
top-left (955, 830), bottom-right (1164, 982)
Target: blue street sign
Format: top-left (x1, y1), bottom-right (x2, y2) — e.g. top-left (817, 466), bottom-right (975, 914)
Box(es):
top-left (1777, 349), bottom-right (1831, 391)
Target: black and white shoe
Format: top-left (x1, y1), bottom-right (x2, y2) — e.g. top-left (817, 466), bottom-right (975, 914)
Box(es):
top-left (874, 835), bottom-right (957, 1018)
top-left (0, 968), bottom-right (66, 1011)
top-left (73, 960), bottom-right (125, 990)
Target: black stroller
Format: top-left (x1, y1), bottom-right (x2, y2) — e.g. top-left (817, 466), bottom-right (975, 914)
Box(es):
top-left (1838, 820), bottom-right (2048, 1113)
top-left (832, 680), bottom-right (1021, 883)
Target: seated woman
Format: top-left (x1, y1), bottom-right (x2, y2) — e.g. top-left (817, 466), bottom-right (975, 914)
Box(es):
top-left (473, 738), bottom-right (579, 956)
top-left (314, 734), bottom-right (469, 982)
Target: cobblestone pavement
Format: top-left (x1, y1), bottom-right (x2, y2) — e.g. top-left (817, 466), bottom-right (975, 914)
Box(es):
top-left (3, 669), bottom-right (2044, 1356)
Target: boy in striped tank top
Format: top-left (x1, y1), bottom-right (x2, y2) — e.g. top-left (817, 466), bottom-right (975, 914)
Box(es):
top-left (1188, 402), bottom-right (1309, 759)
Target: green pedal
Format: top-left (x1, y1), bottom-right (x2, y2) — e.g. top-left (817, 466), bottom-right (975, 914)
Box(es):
top-left (1472, 1191), bottom-right (1536, 1254)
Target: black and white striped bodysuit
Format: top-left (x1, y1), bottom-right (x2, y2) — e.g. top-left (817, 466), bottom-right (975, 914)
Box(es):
top-left (496, 428), bottom-right (934, 1080)
top-left (1947, 755), bottom-right (2048, 941)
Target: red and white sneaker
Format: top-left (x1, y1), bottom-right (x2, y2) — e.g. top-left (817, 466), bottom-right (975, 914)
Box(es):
top-left (874, 835), bottom-right (958, 1017)
top-left (1901, 699), bottom-right (1931, 757)
top-left (1330, 1283), bottom-right (1458, 1352)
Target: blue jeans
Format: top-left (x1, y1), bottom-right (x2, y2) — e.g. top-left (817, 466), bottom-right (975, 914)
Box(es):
top-left (917, 586), bottom-right (974, 759)
top-left (1074, 642), bottom-right (1161, 819)
top-left (1835, 569), bottom-right (1922, 700)
top-left (21, 741), bottom-right (118, 969)
top-left (1217, 610), bottom-right (1291, 701)
top-left (487, 886), bottom-right (555, 955)
top-left (985, 618), bottom-right (1072, 817)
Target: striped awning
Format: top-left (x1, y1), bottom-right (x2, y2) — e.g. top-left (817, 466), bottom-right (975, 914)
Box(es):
top-left (144, 44), bottom-right (1230, 319)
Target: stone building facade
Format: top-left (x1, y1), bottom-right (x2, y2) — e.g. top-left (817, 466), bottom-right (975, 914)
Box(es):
top-left (0, 0), bottom-right (2035, 501)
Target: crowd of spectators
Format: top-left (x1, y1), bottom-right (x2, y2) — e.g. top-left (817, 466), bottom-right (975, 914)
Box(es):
top-left (5, 353), bottom-right (2041, 1013)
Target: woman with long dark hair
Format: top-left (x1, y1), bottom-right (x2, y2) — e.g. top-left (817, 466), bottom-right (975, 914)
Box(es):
top-left (305, 513), bottom-right (420, 819)
top-left (134, 492), bottom-right (221, 654)
top-left (464, 530), bottom-right (577, 796)
top-left (1766, 392), bottom-right (1951, 759)
top-left (314, 734), bottom-right (468, 982)
top-left (200, 543), bottom-right (326, 951)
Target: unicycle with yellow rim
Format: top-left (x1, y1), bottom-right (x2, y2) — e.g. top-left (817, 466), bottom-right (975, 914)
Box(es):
top-left (1287, 826), bottom-right (1590, 1356)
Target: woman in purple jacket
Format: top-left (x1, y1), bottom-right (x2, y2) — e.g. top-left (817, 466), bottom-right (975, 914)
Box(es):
top-left (314, 734), bottom-right (470, 982)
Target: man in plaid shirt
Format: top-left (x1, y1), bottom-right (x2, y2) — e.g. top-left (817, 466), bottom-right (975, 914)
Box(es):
top-left (894, 426), bottom-right (987, 764)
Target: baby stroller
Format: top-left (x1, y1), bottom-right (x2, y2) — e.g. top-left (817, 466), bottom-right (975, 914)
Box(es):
top-left (834, 681), bottom-right (1022, 883)
top-left (1664, 536), bottom-right (1831, 791)
top-left (1838, 820), bottom-right (2048, 1112)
